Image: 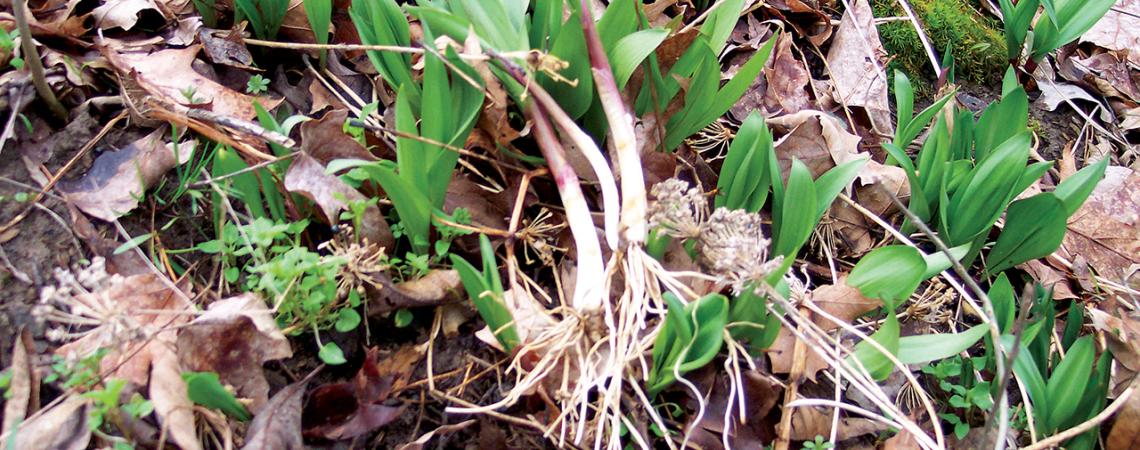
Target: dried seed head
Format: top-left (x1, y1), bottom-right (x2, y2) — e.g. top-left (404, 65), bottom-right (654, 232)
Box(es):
top-left (648, 178), bottom-right (706, 240)
top-left (697, 208), bottom-right (783, 291)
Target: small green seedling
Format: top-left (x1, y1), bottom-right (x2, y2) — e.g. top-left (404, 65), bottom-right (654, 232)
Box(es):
top-left (451, 234), bottom-right (519, 351)
top-left (245, 74), bottom-right (270, 94)
top-left (647, 292), bottom-right (728, 395)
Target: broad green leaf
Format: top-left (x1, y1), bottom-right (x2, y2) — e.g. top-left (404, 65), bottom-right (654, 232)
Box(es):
top-left (986, 193), bottom-right (1067, 274)
top-left (946, 132), bottom-right (1031, 245)
top-left (212, 145), bottom-right (267, 220)
top-left (699, 0), bottom-right (745, 56)
top-left (847, 246), bottom-right (925, 307)
top-left (678, 293), bottom-right (728, 372)
top-left (850, 314), bottom-right (900, 381)
top-left (1054, 157), bottom-right (1108, 216)
top-left (717, 113), bottom-right (772, 211)
top-left (451, 251), bottom-right (518, 351)
top-left (303, 0), bottom-right (332, 64)
top-left (974, 87), bottom-right (1028, 161)
top-left (335, 308), bottom-right (361, 332)
top-left (1030, 0), bottom-right (1115, 61)
top-left (597, 0), bottom-right (639, 50)
top-left (541, 10), bottom-right (594, 118)
top-left (1005, 337), bottom-right (1048, 421)
top-left (897, 324), bottom-right (987, 364)
top-left (610, 29), bottom-right (669, 89)
top-left (183, 372), bottom-right (253, 421)
top-left (1044, 336), bottom-right (1096, 432)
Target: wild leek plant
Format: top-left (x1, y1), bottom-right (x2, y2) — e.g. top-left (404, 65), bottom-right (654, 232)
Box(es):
top-left (234, 0), bottom-right (290, 39)
top-left (451, 234), bottom-right (519, 352)
top-left (647, 292), bottom-right (727, 395)
top-left (999, 0), bottom-right (1114, 68)
top-left (330, 37), bottom-right (481, 254)
top-left (303, 0), bottom-right (332, 66)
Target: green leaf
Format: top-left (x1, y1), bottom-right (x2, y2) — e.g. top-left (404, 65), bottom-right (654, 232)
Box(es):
top-left (540, 10), bottom-right (594, 118)
top-left (921, 244), bottom-right (970, 280)
top-left (318, 342), bottom-right (348, 365)
top-left (699, 0), bottom-right (745, 56)
top-left (847, 246), bottom-right (925, 307)
top-left (945, 132), bottom-right (1031, 245)
top-left (350, 0), bottom-right (417, 99)
top-left (772, 159), bottom-right (816, 258)
top-left (1054, 157), bottom-right (1108, 216)
top-left (974, 87), bottom-right (1028, 161)
top-left (813, 158), bottom-right (867, 223)
top-left (114, 233), bottom-right (153, 255)
top-left (1044, 335), bottom-right (1096, 432)
top-left (850, 314), bottom-right (900, 381)
top-left (394, 308), bottom-right (413, 327)
top-left (989, 273), bottom-right (1016, 333)
top-left (717, 113), bottom-right (772, 211)
top-left (610, 29), bottom-right (669, 89)
top-left (361, 162), bottom-right (432, 254)
top-left (986, 193), bottom-right (1068, 274)
top-left (897, 324), bottom-right (987, 364)
top-left (183, 372), bottom-right (253, 421)
top-left (335, 308), bottom-right (361, 332)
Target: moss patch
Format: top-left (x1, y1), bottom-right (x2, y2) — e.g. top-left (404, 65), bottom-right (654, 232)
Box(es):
top-left (873, 0), bottom-right (1006, 85)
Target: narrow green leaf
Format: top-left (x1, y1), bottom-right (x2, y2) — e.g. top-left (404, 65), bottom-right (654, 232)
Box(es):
top-left (773, 160), bottom-right (816, 258)
top-left (1054, 157), bottom-right (1108, 216)
top-left (986, 193), bottom-right (1067, 274)
top-left (897, 324), bottom-right (987, 364)
top-left (850, 314), bottom-right (900, 381)
top-left (610, 29), bottom-right (669, 89)
top-left (1044, 336), bottom-right (1096, 432)
top-left (183, 372), bottom-right (253, 421)
top-left (848, 245), bottom-right (925, 307)
top-left (114, 233), bottom-right (153, 255)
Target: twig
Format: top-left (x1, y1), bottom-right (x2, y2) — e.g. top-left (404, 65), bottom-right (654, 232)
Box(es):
top-left (182, 106), bottom-right (296, 149)
top-left (880, 186), bottom-right (1011, 450)
top-left (12, 0), bottom-right (67, 121)
top-left (1020, 378), bottom-right (1136, 450)
top-left (0, 85), bottom-right (29, 155)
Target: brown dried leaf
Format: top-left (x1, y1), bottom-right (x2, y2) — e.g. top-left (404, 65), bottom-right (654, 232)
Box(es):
top-left (825, 0), bottom-right (889, 115)
top-left (285, 153), bottom-right (393, 248)
top-left (788, 406), bottom-right (887, 441)
top-left (365, 269), bottom-right (465, 315)
top-left (61, 129), bottom-right (193, 221)
top-left (764, 33), bottom-right (811, 115)
top-left (1108, 382), bottom-right (1140, 450)
top-left (242, 379), bottom-right (308, 450)
top-left (770, 281), bottom-right (881, 380)
top-left (883, 429), bottom-right (922, 450)
top-left (299, 110), bottom-right (377, 164)
top-left (7, 396), bottom-right (91, 450)
top-left (1, 329), bottom-right (37, 434)
top-left (176, 294), bottom-right (292, 412)
top-left (1018, 259), bottom-right (1077, 300)
top-left (691, 369), bottom-right (782, 447)
top-left (767, 110), bottom-right (864, 178)
top-left (150, 346), bottom-right (202, 450)
top-left (199, 28), bottom-right (256, 70)
top-left (1081, 0), bottom-right (1140, 66)
top-left (92, 0), bottom-right (164, 31)
top-left (102, 45), bottom-right (279, 120)
top-left (1058, 166), bottom-right (1140, 281)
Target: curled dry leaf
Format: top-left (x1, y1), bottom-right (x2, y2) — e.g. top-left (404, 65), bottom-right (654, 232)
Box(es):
top-left (690, 369), bottom-right (783, 448)
top-left (285, 153), bottom-right (393, 248)
top-left (769, 281), bottom-right (881, 380)
top-left (1, 329), bottom-right (38, 434)
top-left (176, 294), bottom-right (293, 412)
top-left (199, 28), bottom-right (257, 70)
top-left (730, 32), bottom-right (811, 119)
top-left (6, 396), bottom-right (91, 450)
top-left (91, 0), bottom-right (164, 31)
top-left (61, 128), bottom-right (194, 221)
top-left (366, 269), bottom-right (464, 315)
top-left (1081, 0), bottom-right (1140, 66)
top-left (1058, 166), bottom-right (1140, 282)
top-left (298, 110), bottom-right (377, 164)
top-left (766, 110), bottom-right (864, 178)
top-left (303, 348), bottom-right (406, 441)
top-left (242, 378), bottom-right (310, 450)
top-left (825, 0), bottom-right (890, 131)
top-left (102, 44), bottom-right (279, 120)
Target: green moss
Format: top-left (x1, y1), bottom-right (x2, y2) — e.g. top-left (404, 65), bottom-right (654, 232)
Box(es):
top-left (873, 0), bottom-right (1006, 85)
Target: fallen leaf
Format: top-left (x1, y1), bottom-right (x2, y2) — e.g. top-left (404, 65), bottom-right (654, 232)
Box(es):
top-left (91, 0), bottom-right (164, 31)
top-left (1, 329), bottom-right (37, 434)
top-left (102, 45), bottom-right (279, 120)
top-left (176, 294), bottom-right (293, 412)
top-left (298, 110), bottom-right (377, 164)
top-left (395, 419), bottom-right (476, 450)
top-left (1058, 166), bottom-right (1140, 281)
top-left (444, 174), bottom-right (516, 232)
top-left (825, 0), bottom-right (889, 119)
top-left (1080, 0), bottom-right (1140, 66)
top-left (376, 343), bottom-right (426, 393)
top-left (883, 429), bottom-right (922, 450)
top-left (150, 347), bottom-right (203, 450)
top-left (767, 110), bottom-right (864, 178)
top-left (1018, 259), bottom-right (1077, 300)
top-left (769, 281), bottom-right (881, 380)
top-left (763, 33), bottom-right (812, 115)
top-left (7, 396), bottom-right (91, 450)
top-left (242, 379), bottom-right (309, 450)
top-left (199, 28), bottom-right (257, 70)
top-left (691, 368), bottom-right (782, 447)
top-left (303, 348), bottom-right (406, 440)
top-left (60, 128), bottom-right (194, 221)
top-left (285, 153), bottom-right (393, 248)
top-left (1107, 380), bottom-right (1140, 450)
top-left (475, 288), bottom-right (555, 351)
top-left (365, 269), bottom-right (464, 315)
top-left (788, 406), bottom-right (887, 441)
top-left (1034, 81), bottom-right (1101, 113)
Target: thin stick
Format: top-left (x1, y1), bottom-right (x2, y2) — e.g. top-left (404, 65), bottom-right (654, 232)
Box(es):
top-left (12, 0), bottom-right (67, 121)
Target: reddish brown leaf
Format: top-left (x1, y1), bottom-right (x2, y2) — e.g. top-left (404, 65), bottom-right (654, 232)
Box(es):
top-left (284, 153), bottom-right (394, 248)
top-left (303, 348), bottom-right (408, 441)
top-left (176, 294), bottom-right (292, 412)
top-left (1, 329), bottom-right (37, 434)
top-left (243, 379), bottom-right (309, 450)
top-left (769, 281), bottom-right (881, 380)
top-left (1058, 166), bottom-right (1140, 281)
